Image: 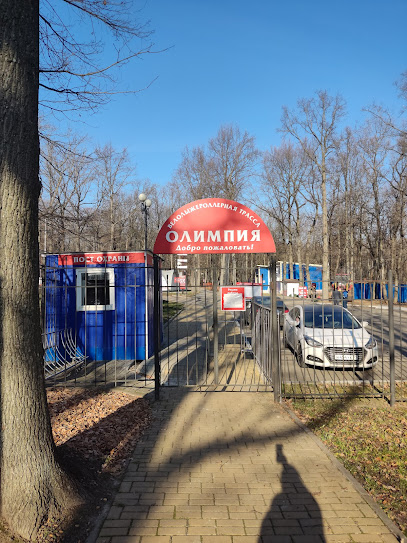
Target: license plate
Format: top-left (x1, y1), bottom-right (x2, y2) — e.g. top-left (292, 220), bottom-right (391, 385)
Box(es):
top-left (335, 353), bottom-right (357, 361)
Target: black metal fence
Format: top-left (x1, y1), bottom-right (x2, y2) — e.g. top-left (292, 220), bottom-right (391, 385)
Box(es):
top-left (41, 255), bottom-right (407, 403)
top-left (273, 274), bottom-right (407, 403)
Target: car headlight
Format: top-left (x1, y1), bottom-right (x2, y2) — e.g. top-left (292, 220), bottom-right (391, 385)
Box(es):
top-left (304, 335), bottom-right (323, 347)
top-left (365, 336), bottom-right (377, 349)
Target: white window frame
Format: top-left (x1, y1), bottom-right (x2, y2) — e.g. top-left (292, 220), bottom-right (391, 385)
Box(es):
top-left (75, 268), bottom-right (115, 311)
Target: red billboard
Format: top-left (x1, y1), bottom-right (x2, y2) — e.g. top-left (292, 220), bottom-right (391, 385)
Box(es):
top-left (153, 198), bottom-right (275, 255)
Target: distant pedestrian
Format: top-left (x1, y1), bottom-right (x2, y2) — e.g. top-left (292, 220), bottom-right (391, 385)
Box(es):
top-left (342, 289), bottom-right (348, 309)
top-left (332, 285), bottom-right (342, 306)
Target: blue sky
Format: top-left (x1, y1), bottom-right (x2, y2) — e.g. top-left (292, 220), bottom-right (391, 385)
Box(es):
top-left (74, 0), bottom-right (407, 188)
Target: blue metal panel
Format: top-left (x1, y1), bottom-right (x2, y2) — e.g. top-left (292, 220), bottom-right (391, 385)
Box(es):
top-left (309, 265), bottom-right (323, 290)
top-left (399, 285), bottom-right (407, 303)
top-left (364, 283), bottom-right (372, 300)
top-left (353, 283), bottom-right (362, 300)
top-left (353, 282), bottom-right (376, 300)
top-left (353, 282), bottom-right (407, 303)
top-left (258, 267), bottom-right (270, 293)
top-left (44, 253), bottom-right (155, 362)
top-left (283, 263), bottom-right (322, 289)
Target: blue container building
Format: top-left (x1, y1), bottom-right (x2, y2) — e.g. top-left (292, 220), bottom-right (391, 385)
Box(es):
top-left (44, 251), bottom-right (155, 363)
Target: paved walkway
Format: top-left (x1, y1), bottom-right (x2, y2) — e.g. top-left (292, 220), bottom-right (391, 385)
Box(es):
top-left (94, 389), bottom-right (403, 543)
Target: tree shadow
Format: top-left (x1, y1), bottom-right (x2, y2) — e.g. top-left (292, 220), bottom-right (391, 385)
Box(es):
top-left (55, 384), bottom-right (365, 542)
top-left (51, 287), bottom-right (388, 542)
top-left (55, 394), bottom-right (151, 475)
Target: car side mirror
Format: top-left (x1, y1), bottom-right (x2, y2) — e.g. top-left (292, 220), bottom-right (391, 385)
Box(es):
top-left (362, 321), bottom-right (369, 327)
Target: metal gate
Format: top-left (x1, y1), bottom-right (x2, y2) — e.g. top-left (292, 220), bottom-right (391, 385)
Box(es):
top-left (155, 259), bottom-right (279, 393)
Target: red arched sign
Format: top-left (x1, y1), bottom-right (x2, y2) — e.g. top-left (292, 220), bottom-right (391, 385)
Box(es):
top-left (153, 198), bottom-right (275, 254)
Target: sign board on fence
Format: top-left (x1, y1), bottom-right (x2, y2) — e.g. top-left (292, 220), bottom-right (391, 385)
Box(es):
top-left (299, 286), bottom-right (308, 298)
top-left (174, 275), bottom-right (186, 290)
top-left (236, 282), bottom-right (263, 299)
top-left (221, 286), bottom-right (246, 311)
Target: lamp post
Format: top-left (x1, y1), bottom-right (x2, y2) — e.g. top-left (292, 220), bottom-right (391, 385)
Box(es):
top-left (138, 193), bottom-right (152, 251)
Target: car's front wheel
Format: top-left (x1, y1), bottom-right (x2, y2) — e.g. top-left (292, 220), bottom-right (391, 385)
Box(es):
top-left (296, 344), bottom-right (306, 368)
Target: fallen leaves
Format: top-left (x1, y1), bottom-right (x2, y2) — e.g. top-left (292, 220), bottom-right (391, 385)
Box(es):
top-left (289, 397), bottom-right (407, 537)
top-left (48, 387), bottom-right (152, 473)
top-left (29, 387), bottom-right (153, 542)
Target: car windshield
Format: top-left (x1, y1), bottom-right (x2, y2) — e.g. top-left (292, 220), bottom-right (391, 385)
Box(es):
top-left (303, 306), bottom-right (361, 329)
top-left (252, 296), bottom-right (271, 306)
top-left (252, 298), bottom-right (285, 309)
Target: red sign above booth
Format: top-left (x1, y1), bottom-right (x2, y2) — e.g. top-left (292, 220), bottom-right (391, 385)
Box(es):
top-left (153, 198), bottom-right (276, 254)
top-left (58, 252), bottom-right (149, 266)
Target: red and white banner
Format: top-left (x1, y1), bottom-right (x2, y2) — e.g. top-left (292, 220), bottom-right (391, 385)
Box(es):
top-left (298, 286), bottom-right (308, 298)
top-left (174, 275), bottom-right (186, 290)
top-left (153, 198), bottom-right (276, 255)
top-left (58, 252), bottom-right (149, 266)
top-left (221, 286), bottom-right (246, 311)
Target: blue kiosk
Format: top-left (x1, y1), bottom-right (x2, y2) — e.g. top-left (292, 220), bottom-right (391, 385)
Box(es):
top-left (257, 262), bottom-right (323, 295)
top-left (44, 251), bottom-right (155, 364)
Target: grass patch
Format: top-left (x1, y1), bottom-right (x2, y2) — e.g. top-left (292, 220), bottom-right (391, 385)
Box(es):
top-left (287, 394), bottom-right (407, 536)
top-left (162, 300), bottom-right (184, 322)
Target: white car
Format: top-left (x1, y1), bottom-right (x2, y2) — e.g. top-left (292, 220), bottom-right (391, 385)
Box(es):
top-left (284, 304), bottom-right (378, 369)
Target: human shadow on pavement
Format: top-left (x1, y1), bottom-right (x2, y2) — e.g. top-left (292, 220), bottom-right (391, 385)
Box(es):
top-left (259, 443), bottom-right (326, 542)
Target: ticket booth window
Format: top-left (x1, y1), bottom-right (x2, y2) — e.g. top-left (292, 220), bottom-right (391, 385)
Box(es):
top-left (76, 269), bottom-right (115, 311)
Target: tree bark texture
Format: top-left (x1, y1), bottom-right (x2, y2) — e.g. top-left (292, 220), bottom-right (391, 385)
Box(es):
top-left (0, 1), bottom-right (80, 539)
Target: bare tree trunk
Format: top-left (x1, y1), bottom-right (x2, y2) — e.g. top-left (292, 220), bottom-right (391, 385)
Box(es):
top-left (350, 228), bottom-right (354, 279)
top-left (245, 253), bottom-right (249, 281)
top-left (334, 234), bottom-right (341, 278)
top-left (321, 156), bottom-right (330, 301)
top-left (305, 217), bottom-right (316, 295)
top-left (0, 2), bottom-right (81, 538)
top-left (110, 197), bottom-right (115, 249)
top-left (196, 254), bottom-right (201, 287)
top-left (232, 253), bottom-right (237, 284)
top-left (296, 238), bottom-right (303, 284)
top-left (220, 253), bottom-right (230, 285)
top-left (295, 203), bottom-right (303, 284)
top-left (288, 231), bottom-right (294, 280)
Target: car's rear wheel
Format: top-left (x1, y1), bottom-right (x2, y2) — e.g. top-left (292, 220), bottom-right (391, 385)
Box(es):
top-left (296, 344), bottom-right (306, 368)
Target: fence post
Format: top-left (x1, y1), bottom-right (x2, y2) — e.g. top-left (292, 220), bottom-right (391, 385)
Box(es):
top-left (153, 255), bottom-right (161, 400)
top-left (212, 266), bottom-right (219, 385)
top-left (388, 270), bottom-right (395, 406)
top-left (270, 255), bottom-right (281, 402)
